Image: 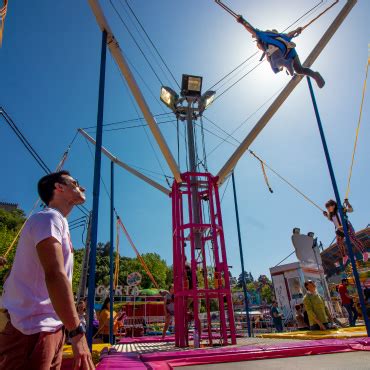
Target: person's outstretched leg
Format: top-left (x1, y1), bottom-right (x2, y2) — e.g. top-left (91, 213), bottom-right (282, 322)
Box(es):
top-left (337, 235), bottom-right (348, 265)
top-left (292, 56), bottom-right (325, 88)
top-left (348, 224), bottom-right (368, 262)
top-left (162, 314), bottom-right (171, 340)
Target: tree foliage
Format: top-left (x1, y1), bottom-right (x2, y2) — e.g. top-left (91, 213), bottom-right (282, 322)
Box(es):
top-left (0, 208), bottom-right (26, 291)
top-left (237, 271), bottom-right (254, 287)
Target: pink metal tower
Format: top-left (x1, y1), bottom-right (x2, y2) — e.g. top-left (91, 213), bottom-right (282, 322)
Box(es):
top-left (172, 172), bottom-right (236, 348)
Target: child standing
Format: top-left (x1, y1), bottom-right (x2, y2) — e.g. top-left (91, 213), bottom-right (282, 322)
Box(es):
top-left (324, 199), bottom-right (368, 265)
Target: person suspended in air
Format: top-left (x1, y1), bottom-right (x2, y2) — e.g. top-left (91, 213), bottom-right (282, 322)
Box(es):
top-left (237, 16), bottom-right (325, 88)
top-left (323, 199), bottom-right (368, 265)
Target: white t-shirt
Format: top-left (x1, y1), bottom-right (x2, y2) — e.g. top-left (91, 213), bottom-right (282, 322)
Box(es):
top-left (2, 207), bottom-right (73, 335)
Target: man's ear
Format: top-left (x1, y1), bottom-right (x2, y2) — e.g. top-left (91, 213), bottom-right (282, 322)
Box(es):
top-left (54, 182), bottom-right (65, 193)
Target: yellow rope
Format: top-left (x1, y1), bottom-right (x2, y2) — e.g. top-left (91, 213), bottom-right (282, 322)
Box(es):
top-left (117, 218), bottom-right (159, 289)
top-left (249, 150), bottom-right (325, 212)
top-left (260, 161), bottom-right (274, 193)
top-left (0, 0), bottom-right (8, 47)
top-left (2, 147), bottom-right (71, 259)
top-left (345, 51), bottom-right (370, 200)
top-left (113, 219), bottom-right (120, 289)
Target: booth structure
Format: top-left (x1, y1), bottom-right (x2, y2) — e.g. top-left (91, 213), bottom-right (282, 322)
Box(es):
top-left (270, 230), bottom-right (331, 322)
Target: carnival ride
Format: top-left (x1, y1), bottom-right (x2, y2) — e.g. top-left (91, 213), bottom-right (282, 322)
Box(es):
top-left (1, 0), bottom-right (370, 359)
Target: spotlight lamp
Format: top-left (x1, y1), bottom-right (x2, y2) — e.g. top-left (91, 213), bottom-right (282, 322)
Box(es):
top-left (200, 90), bottom-right (216, 111)
top-left (160, 86), bottom-right (179, 111)
top-left (181, 74), bottom-right (203, 97)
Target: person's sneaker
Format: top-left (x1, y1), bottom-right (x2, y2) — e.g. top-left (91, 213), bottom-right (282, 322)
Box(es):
top-left (314, 72), bottom-right (325, 88)
top-left (363, 252), bottom-right (368, 262)
top-left (343, 255), bottom-right (349, 265)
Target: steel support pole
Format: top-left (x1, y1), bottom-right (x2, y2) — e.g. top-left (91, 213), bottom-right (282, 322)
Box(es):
top-left (109, 161), bottom-right (114, 344)
top-left (186, 101), bottom-right (201, 347)
top-left (87, 30), bottom-right (107, 349)
top-left (307, 76), bottom-right (370, 336)
top-left (231, 171), bottom-right (252, 337)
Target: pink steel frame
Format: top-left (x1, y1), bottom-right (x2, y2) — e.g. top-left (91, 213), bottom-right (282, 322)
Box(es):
top-left (172, 172), bottom-right (236, 347)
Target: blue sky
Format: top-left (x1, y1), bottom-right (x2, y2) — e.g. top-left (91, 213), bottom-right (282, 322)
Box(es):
top-left (1, 0), bottom-right (369, 279)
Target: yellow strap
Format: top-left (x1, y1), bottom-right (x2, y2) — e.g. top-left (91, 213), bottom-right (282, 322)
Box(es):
top-left (249, 150), bottom-right (325, 212)
top-left (345, 52), bottom-right (370, 199)
top-left (113, 219), bottom-right (120, 289)
top-left (0, 0), bottom-right (8, 47)
top-left (260, 161), bottom-right (274, 193)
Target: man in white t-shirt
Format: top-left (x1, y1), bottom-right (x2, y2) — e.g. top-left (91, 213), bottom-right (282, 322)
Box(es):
top-left (0, 170), bottom-right (94, 369)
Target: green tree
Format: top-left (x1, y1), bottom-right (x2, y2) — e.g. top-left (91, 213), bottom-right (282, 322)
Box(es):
top-left (260, 284), bottom-right (273, 304)
top-left (0, 207), bottom-right (26, 292)
top-left (237, 271), bottom-right (254, 288)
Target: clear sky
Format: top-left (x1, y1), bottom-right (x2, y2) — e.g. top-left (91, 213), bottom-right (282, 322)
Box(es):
top-left (1, 0), bottom-right (369, 279)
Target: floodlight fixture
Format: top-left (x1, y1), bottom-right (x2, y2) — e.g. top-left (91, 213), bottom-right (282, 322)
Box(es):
top-left (200, 90), bottom-right (216, 111)
top-left (160, 86), bottom-right (179, 111)
top-left (181, 74), bottom-right (203, 97)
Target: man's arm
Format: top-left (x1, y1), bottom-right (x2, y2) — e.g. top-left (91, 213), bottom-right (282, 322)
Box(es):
top-left (37, 237), bottom-right (94, 369)
top-left (37, 237), bottom-right (79, 330)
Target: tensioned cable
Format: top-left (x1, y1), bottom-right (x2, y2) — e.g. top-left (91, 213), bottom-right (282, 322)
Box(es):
top-left (206, 85), bottom-right (285, 157)
top-left (0, 108), bottom-right (51, 174)
top-left (208, 0), bottom-right (326, 98)
top-left (115, 61), bottom-right (173, 184)
top-left (109, 0), bottom-right (164, 86)
top-left (85, 119), bottom-right (177, 133)
top-left (197, 117), bottom-right (324, 212)
top-left (214, 62), bottom-right (263, 102)
top-left (82, 113), bottom-right (172, 130)
top-left (117, 0), bottom-right (175, 89)
top-left (122, 0), bottom-right (180, 89)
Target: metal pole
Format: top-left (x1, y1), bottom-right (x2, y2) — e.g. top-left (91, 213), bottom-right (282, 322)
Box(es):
top-left (78, 129), bottom-right (170, 195)
top-left (231, 171), bottom-right (252, 337)
top-left (307, 76), bottom-right (370, 336)
top-left (109, 161), bottom-right (114, 344)
top-left (87, 0), bottom-right (181, 183)
top-left (185, 100), bottom-right (202, 347)
top-left (87, 29), bottom-right (107, 349)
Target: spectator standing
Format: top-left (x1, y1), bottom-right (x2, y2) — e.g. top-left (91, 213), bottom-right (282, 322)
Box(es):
top-left (303, 280), bottom-right (332, 330)
top-left (270, 301), bottom-right (283, 332)
top-left (98, 297), bottom-right (117, 343)
top-left (338, 278), bottom-right (358, 327)
top-left (0, 171), bottom-right (94, 369)
top-left (162, 285), bottom-right (175, 339)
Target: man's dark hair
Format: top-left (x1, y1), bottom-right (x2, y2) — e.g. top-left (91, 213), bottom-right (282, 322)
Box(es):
top-left (304, 280), bottom-right (313, 289)
top-left (38, 170), bottom-right (71, 205)
top-left (342, 278), bottom-right (348, 283)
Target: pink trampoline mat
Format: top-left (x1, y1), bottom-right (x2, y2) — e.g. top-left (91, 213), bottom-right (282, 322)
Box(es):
top-left (97, 337), bottom-right (370, 370)
top-left (118, 333), bottom-right (242, 344)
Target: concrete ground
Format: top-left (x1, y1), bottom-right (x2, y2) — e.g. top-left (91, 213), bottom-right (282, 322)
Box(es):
top-left (177, 352), bottom-right (370, 370)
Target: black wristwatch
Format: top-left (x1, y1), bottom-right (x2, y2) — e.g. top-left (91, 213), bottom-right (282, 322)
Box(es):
top-left (69, 322), bottom-right (86, 338)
